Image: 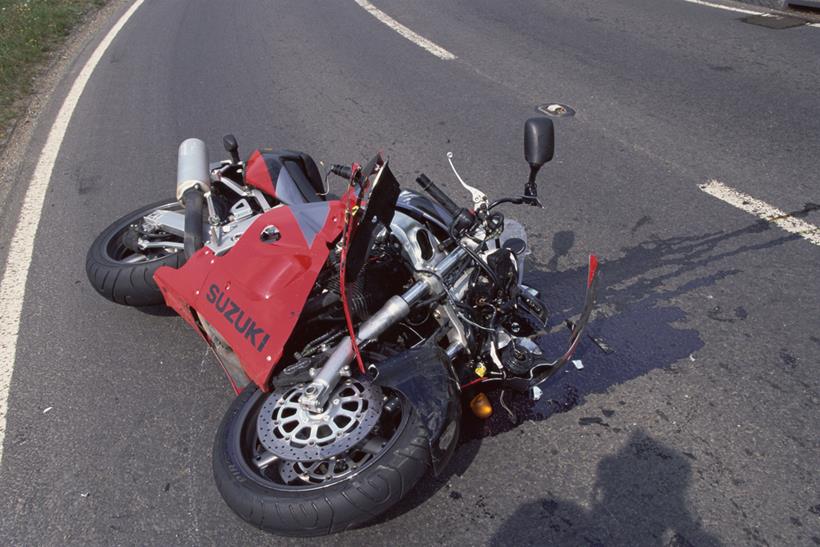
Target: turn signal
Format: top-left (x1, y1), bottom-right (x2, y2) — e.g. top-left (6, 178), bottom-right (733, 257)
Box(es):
top-left (470, 393), bottom-right (493, 419)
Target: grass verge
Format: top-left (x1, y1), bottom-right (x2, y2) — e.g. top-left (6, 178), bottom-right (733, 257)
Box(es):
top-left (0, 0), bottom-right (106, 142)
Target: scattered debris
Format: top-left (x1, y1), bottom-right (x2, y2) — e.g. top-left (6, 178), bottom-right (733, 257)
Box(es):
top-left (80, 492), bottom-right (90, 498)
top-left (42, 407), bottom-right (53, 414)
top-left (689, 354), bottom-right (696, 362)
top-left (588, 333), bottom-right (614, 354)
top-left (572, 359), bottom-right (584, 370)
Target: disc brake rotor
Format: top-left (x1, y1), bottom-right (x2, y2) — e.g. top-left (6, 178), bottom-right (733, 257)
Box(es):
top-left (278, 449), bottom-right (374, 485)
top-left (256, 378), bottom-right (383, 462)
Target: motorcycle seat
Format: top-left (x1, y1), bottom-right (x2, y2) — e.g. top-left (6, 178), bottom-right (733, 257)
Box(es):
top-left (245, 149), bottom-right (326, 204)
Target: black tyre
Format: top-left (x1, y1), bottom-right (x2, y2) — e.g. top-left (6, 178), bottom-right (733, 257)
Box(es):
top-left (213, 384), bottom-right (431, 536)
top-left (85, 199), bottom-right (185, 306)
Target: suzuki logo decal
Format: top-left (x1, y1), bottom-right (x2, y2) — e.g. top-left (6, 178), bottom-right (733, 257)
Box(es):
top-left (206, 284), bottom-right (270, 352)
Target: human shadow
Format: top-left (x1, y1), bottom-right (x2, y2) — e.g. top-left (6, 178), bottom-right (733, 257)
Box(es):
top-left (489, 431), bottom-right (722, 546)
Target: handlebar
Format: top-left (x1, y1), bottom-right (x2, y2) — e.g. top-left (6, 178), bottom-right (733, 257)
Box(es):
top-left (329, 164), bottom-right (353, 180)
top-left (415, 174), bottom-right (461, 217)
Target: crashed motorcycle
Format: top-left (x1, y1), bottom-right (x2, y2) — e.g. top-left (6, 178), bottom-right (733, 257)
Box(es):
top-left (86, 118), bottom-right (598, 536)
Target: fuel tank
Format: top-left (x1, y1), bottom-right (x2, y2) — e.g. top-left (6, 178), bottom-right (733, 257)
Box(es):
top-left (154, 200), bottom-right (346, 390)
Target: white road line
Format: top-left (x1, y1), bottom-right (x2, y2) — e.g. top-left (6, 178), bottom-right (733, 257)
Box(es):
top-left (0, 0), bottom-right (145, 465)
top-left (699, 180), bottom-right (820, 246)
top-left (354, 0), bottom-right (456, 60)
top-left (681, 0), bottom-right (765, 15)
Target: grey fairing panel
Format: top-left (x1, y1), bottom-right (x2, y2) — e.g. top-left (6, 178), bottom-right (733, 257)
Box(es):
top-left (374, 345), bottom-right (461, 475)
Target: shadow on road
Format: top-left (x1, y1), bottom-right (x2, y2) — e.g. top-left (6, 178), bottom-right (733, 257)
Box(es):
top-left (465, 217), bottom-right (799, 439)
top-left (378, 218), bottom-right (797, 526)
top-left (488, 431), bottom-right (722, 546)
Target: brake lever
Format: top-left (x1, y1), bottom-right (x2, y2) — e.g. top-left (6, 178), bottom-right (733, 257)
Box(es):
top-left (447, 152), bottom-right (488, 211)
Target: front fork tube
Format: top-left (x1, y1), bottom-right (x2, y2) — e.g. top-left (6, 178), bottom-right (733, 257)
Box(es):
top-left (298, 248), bottom-right (468, 412)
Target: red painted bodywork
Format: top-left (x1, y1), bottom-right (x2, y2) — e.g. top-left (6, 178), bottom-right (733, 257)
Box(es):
top-left (154, 200), bottom-right (347, 391)
top-left (243, 150), bottom-right (276, 197)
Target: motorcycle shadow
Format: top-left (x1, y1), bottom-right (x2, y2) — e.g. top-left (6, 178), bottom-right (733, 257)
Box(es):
top-left (378, 216), bottom-right (798, 525)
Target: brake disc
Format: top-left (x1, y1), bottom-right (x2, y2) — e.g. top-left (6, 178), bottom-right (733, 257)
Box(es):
top-left (256, 378), bottom-right (383, 462)
top-left (278, 450), bottom-right (374, 485)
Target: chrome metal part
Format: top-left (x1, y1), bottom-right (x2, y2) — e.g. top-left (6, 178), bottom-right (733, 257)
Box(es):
top-left (205, 192), bottom-right (219, 225)
top-left (389, 211), bottom-right (444, 271)
top-left (217, 174), bottom-right (248, 197)
top-left (205, 213), bottom-right (261, 255)
top-left (260, 224), bottom-right (281, 243)
top-left (136, 239), bottom-right (184, 251)
top-left (257, 379), bottom-right (383, 462)
top-left (299, 246), bottom-right (468, 412)
top-left (176, 138), bottom-right (210, 200)
top-left (249, 189), bottom-right (272, 211)
top-left (252, 450), bottom-right (279, 470)
top-left (299, 294), bottom-right (415, 412)
top-left (229, 198), bottom-right (254, 221)
top-left (446, 151), bottom-right (488, 210)
top-left (142, 209), bottom-right (185, 238)
top-left (445, 341), bottom-right (463, 360)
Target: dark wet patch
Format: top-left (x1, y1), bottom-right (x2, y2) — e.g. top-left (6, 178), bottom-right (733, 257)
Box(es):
top-left (741, 13), bottom-right (808, 29)
top-left (631, 215), bottom-right (653, 234)
top-left (779, 349), bottom-right (797, 368)
top-left (707, 305), bottom-right (736, 322)
top-left (449, 490), bottom-right (462, 500)
top-left (541, 499), bottom-right (558, 515)
top-left (734, 306), bottom-right (748, 319)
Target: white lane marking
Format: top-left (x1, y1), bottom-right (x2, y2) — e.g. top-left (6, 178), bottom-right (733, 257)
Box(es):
top-left (354, 0), bottom-right (456, 60)
top-left (681, 0), bottom-right (765, 15)
top-left (0, 0), bottom-right (145, 465)
top-left (699, 180), bottom-right (820, 246)
top-left (682, 0), bottom-right (820, 29)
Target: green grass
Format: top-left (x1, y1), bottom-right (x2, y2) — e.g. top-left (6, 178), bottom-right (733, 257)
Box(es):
top-left (0, 0), bottom-right (106, 140)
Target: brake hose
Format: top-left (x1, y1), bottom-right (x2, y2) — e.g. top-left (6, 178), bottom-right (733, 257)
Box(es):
top-left (339, 165), bottom-right (367, 375)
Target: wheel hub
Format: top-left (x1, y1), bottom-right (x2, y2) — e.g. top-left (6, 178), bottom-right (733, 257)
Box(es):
top-left (256, 379), bottom-right (383, 462)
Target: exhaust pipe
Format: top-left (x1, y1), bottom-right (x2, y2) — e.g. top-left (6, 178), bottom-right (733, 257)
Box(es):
top-left (176, 138), bottom-right (210, 258)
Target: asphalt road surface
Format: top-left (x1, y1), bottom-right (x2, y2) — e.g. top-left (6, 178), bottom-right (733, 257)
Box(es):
top-left (1, 0), bottom-right (818, 545)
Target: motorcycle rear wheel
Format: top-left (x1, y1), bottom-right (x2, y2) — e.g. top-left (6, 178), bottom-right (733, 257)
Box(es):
top-left (86, 199), bottom-right (185, 306)
top-left (213, 385), bottom-right (431, 536)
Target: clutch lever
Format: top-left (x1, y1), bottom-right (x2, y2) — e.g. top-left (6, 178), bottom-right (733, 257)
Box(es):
top-left (447, 152), bottom-right (488, 212)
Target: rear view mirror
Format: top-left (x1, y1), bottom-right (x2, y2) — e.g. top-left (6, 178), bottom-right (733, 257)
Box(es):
top-left (524, 117), bottom-right (555, 169)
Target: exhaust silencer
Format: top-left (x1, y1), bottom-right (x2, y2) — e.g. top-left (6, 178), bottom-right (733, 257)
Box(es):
top-left (176, 138), bottom-right (210, 201)
top-left (176, 138), bottom-right (210, 258)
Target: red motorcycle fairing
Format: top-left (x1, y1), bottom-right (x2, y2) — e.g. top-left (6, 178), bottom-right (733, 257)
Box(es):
top-left (154, 199), bottom-right (347, 391)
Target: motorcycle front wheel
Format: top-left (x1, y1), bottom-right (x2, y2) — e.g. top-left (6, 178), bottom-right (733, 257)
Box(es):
top-left (85, 199), bottom-right (185, 306)
top-left (212, 384), bottom-right (431, 536)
